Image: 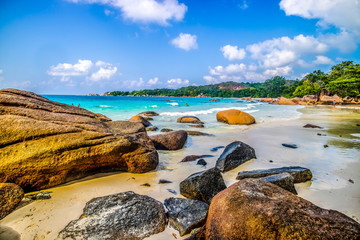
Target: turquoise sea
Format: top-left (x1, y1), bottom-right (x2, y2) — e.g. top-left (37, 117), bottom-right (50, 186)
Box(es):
top-left (44, 95), bottom-right (303, 130)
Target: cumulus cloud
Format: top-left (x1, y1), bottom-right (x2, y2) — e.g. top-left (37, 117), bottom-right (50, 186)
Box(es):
top-left (313, 56), bottom-right (334, 65)
top-left (147, 77), bottom-right (160, 85)
top-left (48, 59), bottom-right (117, 83)
top-left (67, 0), bottom-right (187, 26)
top-left (221, 45), bottom-right (246, 61)
top-left (171, 33), bottom-right (198, 51)
top-left (280, 0), bottom-right (360, 36)
top-left (246, 34), bottom-right (328, 68)
top-left (167, 78), bottom-right (190, 87)
top-left (0, 69), bottom-right (3, 81)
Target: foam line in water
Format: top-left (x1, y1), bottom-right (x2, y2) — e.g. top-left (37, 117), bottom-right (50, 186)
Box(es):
top-left (166, 102), bottom-right (179, 106)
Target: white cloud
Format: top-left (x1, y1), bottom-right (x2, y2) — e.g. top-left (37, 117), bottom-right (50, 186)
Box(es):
top-left (280, 0), bottom-right (360, 36)
top-left (147, 77), bottom-right (159, 85)
top-left (247, 34), bottom-right (328, 68)
top-left (0, 69), bottom-right (3, 81)
top-left (68, 0), bottom-right (187, 26)
top-left (171, 33), bottom-right (198, 51)
top-left (167, 78), bottom-right (189, 87)
top-left (221, 45), bottom-right (246, 61)
top-left (238, 0), bottom-right (248, 9)
top-left (263, 66), bottom-right (293, 77)
top-left (48, 59), bottom-right (117, 83)
top-left (313, 56), bottom-right (334, 65)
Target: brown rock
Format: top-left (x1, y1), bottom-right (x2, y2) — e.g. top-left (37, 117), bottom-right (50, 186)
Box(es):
top-left (138, 111), bottom-right (159, 116)
top-left (177, 116), bottom-right (204, 124)
top-left (186, 131), bottom-right (213, 136)
top-left (205, 179), bottom-right (360, 240)
top-left (259, 98), bottom-right (274, 103)
top-left (150, 130), bottom-right (188, 150)
top-left (216, 109), bottom-right (255, 125)
top-left (274, 97), bottom-right (296, 105)
top-left (189, 124), bottom-right (204, 128)
top-left (129, 115), bottom-right (152, 127)
top-left (319, 94), bottom-right (344, 104)
top-left (0, 183), bottom-right (24, 220)
top-left (209, 98), bottom-right (220, 102)
top-left (0, 89), bottom-right (158, 191)
top-left (180, 155), bottom-right (214, 162)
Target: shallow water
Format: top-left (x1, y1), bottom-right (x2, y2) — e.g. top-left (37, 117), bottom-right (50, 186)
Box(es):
top-left (0, 102), bottom-right (359, 240)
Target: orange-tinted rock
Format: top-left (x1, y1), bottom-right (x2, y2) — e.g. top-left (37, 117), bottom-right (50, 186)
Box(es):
top-left (177, 116), bottom-right (204, 124)
top-left (129, 115), bottom-right (152, 127)
top-left (259, 98), bottom-right (274, 103)
top-left (274, 97), bottom-right (296, 105)
top-left (319, 94), bottom-right (344, 104)
top-left (205, 179), bottom-right (360, 240)
top-left (0, 89), bottom-right (158, 192)
top-left (0, 183), bottom-right (24, 220)
top-left (216, 109), bottom-right (255, 125)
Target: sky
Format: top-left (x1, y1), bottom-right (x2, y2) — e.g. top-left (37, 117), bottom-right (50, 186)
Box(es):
top-left (0, 0), bottom-right (359, 94)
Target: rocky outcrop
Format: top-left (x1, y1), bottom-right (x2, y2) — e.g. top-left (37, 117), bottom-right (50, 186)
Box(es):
top-left (0, 89), bottom-right (158, 191)
top-left (205, 179), bottom-right (360, 240)
top-left (164, 197), bottom-right (209, 236)
top-left (216, 141), bottom-right (256, 172)
top-left (319, 94), bottom-right (344, 104)
top-left (236, 166), bottom-right (312, 183)
top-left (259, 98), bottom-right (274, 103)
top-left (150, 130), bottom-right (188, 150)
top-left (274, 97), bottom-right (296, 105)
top-left (180, 168), bottom-right (226, 204)
top-left (259, 173), bottom-right (297, 194)
top-left (58, 192), bottom-right (166, 240)
top-left (216, 109), bottom-right (255, 125)
top-left (209, 98), bottom-right (220, 102)
top-left (129, 115), bottom-right (152, 127)
top-left (177, 116), bottom-right (204, 124)
top-left (0, 183), bottom-right (24, 220)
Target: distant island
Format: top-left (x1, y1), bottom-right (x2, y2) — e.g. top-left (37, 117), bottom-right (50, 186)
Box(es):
top-left (105, 61), bottom-right (359, 99)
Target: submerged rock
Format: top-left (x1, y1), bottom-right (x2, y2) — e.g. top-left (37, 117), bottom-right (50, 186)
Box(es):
top-left (216, 109), bottom-right (255, 125)
top-left (58, 192), bottom-right (166, 240)
top-left (180, 155), bottom-right (213, 162)
top-left (138, 111), bottom-right (159, 117)
top-left (259, 173), bottom-right (297, 194)
top-left (236, 166), bottom-right (312, 183)
top-left (180, 168), bottom-right (226, 204)
top-left (210, 146), bottom-right (224, 152)
top-left (205, 179), bottom-right (360, 240)
top-left (216, 141), bottom-right (256, 172)
top-left (189, 124), bottom-right (205, 128)
top-left (197, 159), bottom-right (207, 166)
top-left (150, 130), bottom-right (188, 150)
top-left (186, 131), bottom-right (214, 136)
top-left (0, 89), bottom-right (158, 191)
top-left (304, 123), bottom-right (323, 129)
top-left (164, 197), bottom-right (209, 236)
top-left (0, 183), bottom-right (24, 220)
top-left (146, 126), bottom-right (158, 131)
top-left (177, 116), bottom-right (204, 124)
top-left (160, 128), bottom-right (173, 132)
top-left (282, 143), bottom-right (298, 149)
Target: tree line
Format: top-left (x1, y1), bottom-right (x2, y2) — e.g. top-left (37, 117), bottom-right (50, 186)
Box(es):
top-left (106, 61), bottom-right (359, 98)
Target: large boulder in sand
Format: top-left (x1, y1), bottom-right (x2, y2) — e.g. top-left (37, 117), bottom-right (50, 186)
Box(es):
top-left (0, 183), bottom-right (24, 220)
top-left (216, 109), bottom-right (255, 125)
top-left (177, 116), bottom-right (204, 124)
top-left (205, 179), bottom-right (360, 240)
top-left (216, 141), bottom-right (256, 172)
top-left (0, 89), bottom-right (158, 191)
top-left (150, 130), bottom-right (188, 150)
top-left (58, 191), bottom-right (166, 240)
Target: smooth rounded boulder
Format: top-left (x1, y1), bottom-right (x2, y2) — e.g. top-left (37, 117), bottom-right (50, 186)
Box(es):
top-left (150, 130), bottom-right (188, 150)
top-left (129, 115), bottom-right (152, 127)
top-left (216, 109), bottom-right (255, 125)
top-left (205, 179), bottom-right (360, 240)
top-left (0, 183), bottom-right (24, 220)
top-left (177, 116), bottom-right (204, 124)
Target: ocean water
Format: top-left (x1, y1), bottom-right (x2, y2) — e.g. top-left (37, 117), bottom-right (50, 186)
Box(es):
top-left (44, 95), bottom-right (303, 131)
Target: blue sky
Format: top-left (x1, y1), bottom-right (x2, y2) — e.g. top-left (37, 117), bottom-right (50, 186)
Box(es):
top-left (0, 0), bottom-right (359, 94)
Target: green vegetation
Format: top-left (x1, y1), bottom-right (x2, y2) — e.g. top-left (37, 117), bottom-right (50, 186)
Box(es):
top-left (106, 61), bottom-right (359, 98)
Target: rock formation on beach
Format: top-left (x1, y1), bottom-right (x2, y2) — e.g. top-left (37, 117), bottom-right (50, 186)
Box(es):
top-left (216, 109), bottom-right (255, 125)
top-left (0, 183), bottom-right (24, 220)
top-left (205, 179), bottom-right (360, 240)
top-left (150, 130), bottom-right (188, 150)
top-left (0, 89), bottom-right (158, 191)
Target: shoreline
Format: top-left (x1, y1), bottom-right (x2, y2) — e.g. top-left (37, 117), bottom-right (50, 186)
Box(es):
top-left (0, 105), bottom-right (359, 240)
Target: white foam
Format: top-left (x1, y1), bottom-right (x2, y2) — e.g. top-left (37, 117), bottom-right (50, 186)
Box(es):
top-left (150, 105), bottom-right (158, 108)
top-left (160, 106), bottom-right (252, 116)
top-left (98, 105), bottom-right (112, 108)
top-left (166, 102), bottom-right (179, 106)
top-left (350, 133), bottom-right (360, 138)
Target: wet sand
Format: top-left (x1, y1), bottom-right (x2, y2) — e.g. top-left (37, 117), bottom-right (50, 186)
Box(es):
top-left (0, 106), bottom-right (359, 240)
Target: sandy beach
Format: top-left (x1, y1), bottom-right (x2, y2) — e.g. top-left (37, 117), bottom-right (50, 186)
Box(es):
top-left (0, 105), bottom-right (359, 240)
